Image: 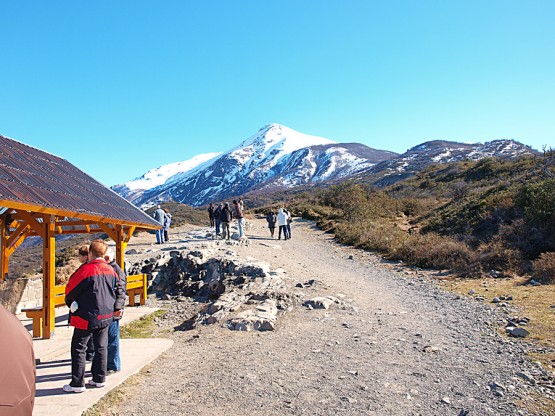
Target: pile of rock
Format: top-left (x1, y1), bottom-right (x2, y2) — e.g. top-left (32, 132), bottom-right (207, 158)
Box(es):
top-left (127, 240), bottom-right (298, 332)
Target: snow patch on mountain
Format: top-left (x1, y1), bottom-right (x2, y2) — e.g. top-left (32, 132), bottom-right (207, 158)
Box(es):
top-left (123, 152), bottom-right (221, 191)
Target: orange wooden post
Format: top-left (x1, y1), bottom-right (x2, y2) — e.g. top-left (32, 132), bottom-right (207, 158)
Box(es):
top-left (0, 219), bottom-right (8, 280)
top-left (42, 214), bottom-right (56, 339)
top-left (140, 273), bottom-right (147, 305)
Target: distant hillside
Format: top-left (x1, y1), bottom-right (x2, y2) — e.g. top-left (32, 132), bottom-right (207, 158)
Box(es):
top-left (255, 151), bottom-right (555, 281)
top-left (353, 139), bottom-right (538, 187)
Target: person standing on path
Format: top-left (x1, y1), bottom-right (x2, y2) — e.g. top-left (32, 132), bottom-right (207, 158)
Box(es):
top-left (104, 248), bottom-right (127, 375)
top-left (213, 203), bottom-right (222, 238)
top-left (266, 210), bottom-right (277, 238)
top-left (63, 239), bottom-right (117, 393)
top-left (208, 203), bottom-right (215, 227)
top-left (0, 303), bottom-right (35, 415)
top-left (233, 199), bottom-right (245, 239)
top-left (283, 208), bottom-right (292, 239)
top-left (220, 202), bottom-right (232, 240)
top-left (74, 245), bottom-right (95, 362)
top-left (277, 208), bottom-right (290, 240)
top-left (152, 205), bottom-right (165, 244)
top-left (163, 209), bottom-right (172, 243)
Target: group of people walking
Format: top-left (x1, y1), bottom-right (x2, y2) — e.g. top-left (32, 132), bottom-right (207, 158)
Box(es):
top-left (208, 198), bottom-right (245, 240)
top-left (266, 207), bottom-right (292, 240)
top-left (63, 239), bottom-right (126, 393)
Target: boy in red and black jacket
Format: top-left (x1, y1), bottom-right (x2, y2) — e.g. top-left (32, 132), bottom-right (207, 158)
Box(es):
top-left (63, 239), bottom-right (118, 393)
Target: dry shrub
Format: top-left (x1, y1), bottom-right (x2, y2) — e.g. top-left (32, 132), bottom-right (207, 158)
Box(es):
top-left (393, 232), bottom-right (479, 275)
top-left (335, 220), bottom-right (407, 253)
top-left (478, 240), bottom-right (524, 274)
top-left (533, 252), bottom-right (555, 284)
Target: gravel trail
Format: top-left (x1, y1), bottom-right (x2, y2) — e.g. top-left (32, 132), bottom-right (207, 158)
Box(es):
top-left (107, 218), bottom-right (548, 416)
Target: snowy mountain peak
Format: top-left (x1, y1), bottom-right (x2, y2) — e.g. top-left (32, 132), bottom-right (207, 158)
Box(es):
top-left (237, 123), bottom-right (335, 154)
top-left (112, 124), bottom-right (390, 207)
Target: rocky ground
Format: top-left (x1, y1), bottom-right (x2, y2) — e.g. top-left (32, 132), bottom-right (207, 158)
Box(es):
top-left (106, 217), bottom-right (554, 416)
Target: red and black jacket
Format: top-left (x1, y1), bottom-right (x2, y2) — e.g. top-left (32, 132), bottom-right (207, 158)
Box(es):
top-left (65, 258), bottom-right (117, 330)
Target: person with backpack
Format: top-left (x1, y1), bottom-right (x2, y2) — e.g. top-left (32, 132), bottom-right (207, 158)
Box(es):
top-left (266, 210), bottom-right (277, 238)
top-left (220, 202), bottom-right (233, 240)
top-left (208, 203), bottom-right (215, 227)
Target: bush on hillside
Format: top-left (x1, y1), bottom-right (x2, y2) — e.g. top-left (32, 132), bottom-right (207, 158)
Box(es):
top-left (392, 232), bottom-right (480, 276)
top-left (532, 252), bottom-right (555, 284)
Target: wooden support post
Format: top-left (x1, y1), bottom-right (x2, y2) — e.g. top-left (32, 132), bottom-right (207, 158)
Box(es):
top-left (115, 225), bottom-right (135, 271)
top-left (0, 219), bottom-right (7, 280)
top-left (42, 215), bottom-right (56, 339)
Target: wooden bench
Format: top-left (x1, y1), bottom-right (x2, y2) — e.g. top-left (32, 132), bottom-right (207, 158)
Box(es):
top-left (22, 285), bottom-right (66, 338)
top-left (126, 273), bottom-right (147, 306)
top-left (22, 274), bottom-right (147, 338)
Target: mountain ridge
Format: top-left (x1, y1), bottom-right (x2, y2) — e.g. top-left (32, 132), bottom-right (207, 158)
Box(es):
top-left (112, 124), bottom-right (537, 207)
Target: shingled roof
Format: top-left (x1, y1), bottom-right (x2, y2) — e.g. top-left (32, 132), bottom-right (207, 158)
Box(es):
top-left (0, 135), bottom-right (160, 229)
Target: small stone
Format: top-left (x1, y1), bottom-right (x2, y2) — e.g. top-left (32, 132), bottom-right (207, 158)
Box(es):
top-left (490, 382), bottom-right (506, 391)
top-left (340, 396), bottom-right (357, 404)
top-left (468, 289), bottom-right (475, 295)
top-left (492, 297), bottom-right (501, 303)
top-left (516, 372), bottom-right (537, 385)
top-left (509, 327), bottom-right (530, 338)
top-left (441, 397), bottom-right (450, 404)
top-left (423, 345), bottom-right (440, 353)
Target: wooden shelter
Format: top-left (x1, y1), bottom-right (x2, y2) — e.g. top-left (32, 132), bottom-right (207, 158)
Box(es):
top-left (0, 134), bottom-right (161, 338)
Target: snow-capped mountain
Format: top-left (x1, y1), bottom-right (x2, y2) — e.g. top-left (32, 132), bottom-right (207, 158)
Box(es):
top-left (111, 152), bottom-right (220, 202)
top-left (113, 123), bottom-right (396, 207)
top-left (360, 139), bottom-right (538, 186)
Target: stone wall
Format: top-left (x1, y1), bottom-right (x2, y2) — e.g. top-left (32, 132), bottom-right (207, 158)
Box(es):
top-left (0, 276), bottom-right (42, 314)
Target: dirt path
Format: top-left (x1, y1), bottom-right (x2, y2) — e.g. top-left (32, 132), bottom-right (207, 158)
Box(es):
top-left (107, 218), bottom-right (547, 416)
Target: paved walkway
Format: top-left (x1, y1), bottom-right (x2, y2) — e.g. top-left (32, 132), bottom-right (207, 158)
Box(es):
top-left (19, 306), bottom-right (173, 416)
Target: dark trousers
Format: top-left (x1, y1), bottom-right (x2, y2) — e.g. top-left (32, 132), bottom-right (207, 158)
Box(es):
top-left (70, 326), bottom-right (109, 387)
top-left (209, 216), bottom-right (215, 227)
top-left (279, 225), bottom-right (289, 240)
top-left (164, 229), bottom-right (169, 242)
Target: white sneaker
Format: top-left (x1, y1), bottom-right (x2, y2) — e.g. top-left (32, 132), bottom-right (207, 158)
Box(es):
top-left (62, 384), bottom-right (85, 393)
top-left (87, 379), bottom-right (105, 388)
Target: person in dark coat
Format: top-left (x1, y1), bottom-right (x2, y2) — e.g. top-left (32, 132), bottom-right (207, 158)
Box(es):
top-left (208, 203), bottom-right (215, 227)
top-left (220, 202), bottom-right (233, 240)
top-left (0, 303), bottom-right (35, 415)
top-left (104, 248), bottom-right (127, 375)
top-left (266, 210), bottom-right (277, 238)
top-left (213, 203), bottom-right (222, 238)
top-left (63, 239), bottom-right (117, 393)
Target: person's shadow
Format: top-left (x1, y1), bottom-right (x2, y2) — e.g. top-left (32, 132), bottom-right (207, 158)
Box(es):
top-left (35, 359), bottom-right (92, 397)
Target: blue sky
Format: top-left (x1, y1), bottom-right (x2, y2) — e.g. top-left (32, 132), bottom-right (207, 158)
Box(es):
top-left (1, 1), bottom-right (554, 186)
